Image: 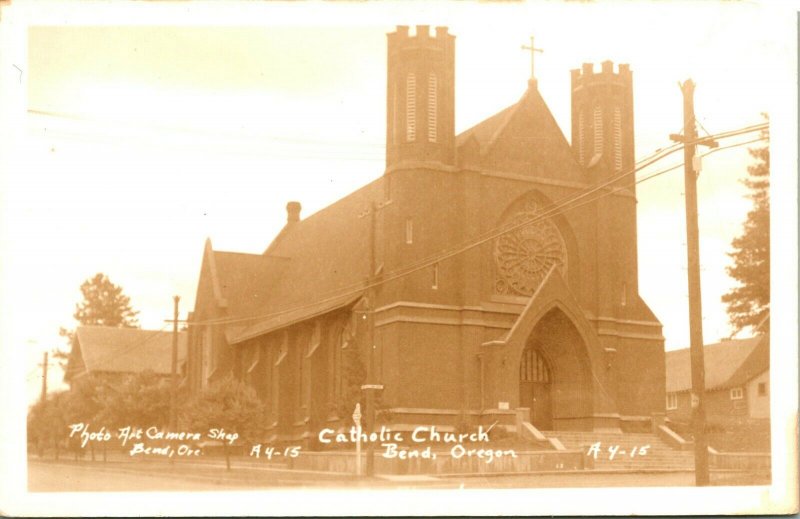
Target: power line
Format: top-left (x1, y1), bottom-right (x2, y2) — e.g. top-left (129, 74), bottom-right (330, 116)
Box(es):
top-left (188, 141), bottom-right (687, 328)
top-left (184, 123), bottom-right (767, 330)
top-left (189, 125), bottom-right (767, 329)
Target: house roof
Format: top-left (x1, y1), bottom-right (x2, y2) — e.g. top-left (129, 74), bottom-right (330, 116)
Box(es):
top-left (70, 326), bottom-right (188, 378)
top-left (665, 335), bottom-right (769, 393)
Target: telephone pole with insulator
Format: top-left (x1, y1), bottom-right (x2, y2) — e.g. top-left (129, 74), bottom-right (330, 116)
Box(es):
top-left (670, 79), bottom-right (718, 486)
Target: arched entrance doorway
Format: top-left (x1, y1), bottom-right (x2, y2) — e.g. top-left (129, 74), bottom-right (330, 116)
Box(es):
top-left (516, 308), bottom-right (595, 431)
top-left (519, 345), bottom-right (553, 429)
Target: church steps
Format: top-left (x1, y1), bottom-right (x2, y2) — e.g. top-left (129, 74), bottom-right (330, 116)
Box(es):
top-left (539, 430), bottom-right (697, 471)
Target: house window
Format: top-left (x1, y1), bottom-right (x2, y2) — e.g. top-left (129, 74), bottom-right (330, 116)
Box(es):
top-left (730, 387), bottom-right (744, 400)
top-left (666, 393), bottom-right (678, 410)
top-left (613, 106), bottom-right (622, 171)
top-left (405, 218), bottom-right (413, 245)
top-left (758, 382), bottom-right (767, 396)
top-left (406, 73), bottom-right (416, 142)
top-left (427, 72), bottom-right (437, 143)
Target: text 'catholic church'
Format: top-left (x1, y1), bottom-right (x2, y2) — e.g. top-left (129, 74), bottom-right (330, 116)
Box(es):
top-left (186, 26), bottom-right (666, 443)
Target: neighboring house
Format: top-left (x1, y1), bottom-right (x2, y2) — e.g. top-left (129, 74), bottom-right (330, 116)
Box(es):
top-left (65, 325), bottom-right (188, 385)
top-left (665, 334), bottom-right (770, 426)
top-left (187, 25), bottom-right (666, 443)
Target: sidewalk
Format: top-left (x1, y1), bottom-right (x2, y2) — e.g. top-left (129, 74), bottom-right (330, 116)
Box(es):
top-left (28, 457), bottom-right (460, 490)
top-left (28, 456), bottom-right (770, 491)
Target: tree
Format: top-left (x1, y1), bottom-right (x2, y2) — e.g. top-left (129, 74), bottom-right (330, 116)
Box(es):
top-left (95, 371), bottom-right (171, 430)
top-left (722, 119), bottom-right (770, 335)
top-left (181, 377), bottom-right (269, 470)
top-left (61, 374), bottom-right (105, 460)
top-left (56, 273), bottom-right (140, 369)
top-left (72, 273), bottom-right (140, 328)
top-left (27, 391), bottom-right (71, 460)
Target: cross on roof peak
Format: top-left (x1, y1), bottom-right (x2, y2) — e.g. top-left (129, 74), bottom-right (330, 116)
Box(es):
top-left (521, 36), bottom-right (544, 80)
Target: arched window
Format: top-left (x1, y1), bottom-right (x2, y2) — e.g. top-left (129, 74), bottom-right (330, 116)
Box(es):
top-left (593, 105), bottom-right (603, 157)
top-left (427, 72), bottom-right (437, 143)
top-left (201, 326), bottom-right (213, 389)
top-left (270, 331), bottom-right (288, 425)
top-left (613, 106), bottom-right (622, 171)
top-left (520, 347), bottom-right (551, 383)
top-left (329, 316), bottom-right (353, 413)
top-left (391, 82), bottom-right (398, 145)
top-left (578, 109), bottom-right (586, 165)
top-left (406, 73), bottom-right (416, 142)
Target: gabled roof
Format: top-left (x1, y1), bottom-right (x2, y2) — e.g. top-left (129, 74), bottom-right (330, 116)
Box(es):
top-left (212, 249), bottom-right (290, 318)
top-left (665, 335), bottom-right (769, 393)
top-left (196, 180), bottom-right (380, 343)
top-left (454, 82), bottom-right (583, 181)
top-left (456, 102), bottom-right (519, 152)
top-left (69, 326), bottom-right (187, 379)
top-left (229, 293), bottom-right (361, 345)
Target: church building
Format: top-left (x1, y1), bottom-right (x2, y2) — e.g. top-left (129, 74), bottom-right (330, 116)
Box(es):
top-left (186, 26), bottom-right (666, 443)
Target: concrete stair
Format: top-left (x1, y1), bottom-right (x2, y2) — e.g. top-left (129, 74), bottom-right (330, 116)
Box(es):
top-left (540, 430), bottom-right (696, 471)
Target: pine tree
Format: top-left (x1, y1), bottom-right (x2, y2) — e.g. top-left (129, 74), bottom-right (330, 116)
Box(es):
top-left (721, 120), bottom-right (770, 335)
top-left (72, 273), bottom-right (139, 327)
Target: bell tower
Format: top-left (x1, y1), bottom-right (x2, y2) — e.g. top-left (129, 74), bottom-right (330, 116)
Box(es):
top-left (571, 61), bottom-right (639, 319)
top-left (386, 25), bottom-right (455, 170)
top-left (570, 61), bottom-right (634, 182)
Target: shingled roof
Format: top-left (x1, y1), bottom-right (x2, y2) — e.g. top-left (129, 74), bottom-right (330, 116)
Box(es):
top-left (211, 249), bottom-right (290, 318)
top-left (196, 179), bottom-right (380, 343)
top-left (665, 335), bottom-right (769, 393)
top-left (67, 326), bottom-right (187, 380)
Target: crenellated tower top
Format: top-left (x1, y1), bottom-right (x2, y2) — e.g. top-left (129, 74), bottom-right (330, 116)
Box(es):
top-left (570, 60), bottom-right (635, 181)
top-left (385, 25), bottom-right (456, 170)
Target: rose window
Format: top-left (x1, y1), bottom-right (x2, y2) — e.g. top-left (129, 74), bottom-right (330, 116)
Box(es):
top-left (494, 204), bottom-right (567, 296)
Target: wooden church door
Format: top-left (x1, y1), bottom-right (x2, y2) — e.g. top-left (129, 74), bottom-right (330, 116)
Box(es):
top-left (519, 346), bottom-right (553, 430)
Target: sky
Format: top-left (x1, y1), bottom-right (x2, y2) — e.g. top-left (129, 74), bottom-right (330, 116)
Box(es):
top-left (0, 1), bottom-right (795, 406)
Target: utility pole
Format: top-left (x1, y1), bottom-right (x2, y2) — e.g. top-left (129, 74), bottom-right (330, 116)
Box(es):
top-left (40, 351), bottom-right (48, 403)
top-left (170, 295), bottom-right (180, 432)
top-left (670, 79), bottom-right (717, 486)
top-left (358, 200), bottom-right (385, 477)
top-left (364, 201), bottom-right (378, 477)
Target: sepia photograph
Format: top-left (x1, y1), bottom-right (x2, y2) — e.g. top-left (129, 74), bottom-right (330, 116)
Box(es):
top-left (0, 0), bottom-right (797, 516)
